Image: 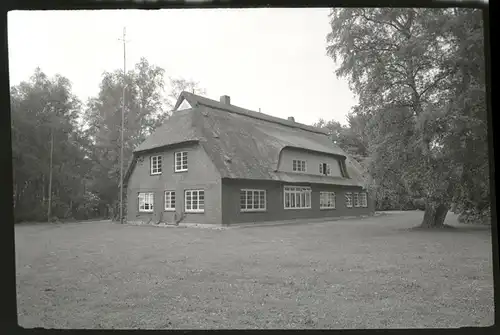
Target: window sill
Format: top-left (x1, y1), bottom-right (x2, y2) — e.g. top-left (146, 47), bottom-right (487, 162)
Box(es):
top-left (284, 207), bottom-right (311, 210)
top-left (164, 209), bottom-right (175, 212)
top-left (139, 211), bottom-right (154, 213)
top-left (174, 169), bottom-right (188, 173)
top-left (150, 172), bottom-right (162, 175)
top-left (241, 209), bottom-right (267, 213)
top-left (320, 207), bottom-right (336, 210)
top-left (185, 210), bottom-right (204, 214)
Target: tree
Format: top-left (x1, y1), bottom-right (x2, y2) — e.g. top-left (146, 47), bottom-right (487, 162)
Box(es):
top-left (11, 68), bottom-right (91, 222)
top-left (315, 113), bottom-right (415, 211)
top-left (165, 77), bottom-right (206, 109)
top-left (326, 8), bottom-right (487, 227)
top-left (82, 58), bottom-right (206, 220)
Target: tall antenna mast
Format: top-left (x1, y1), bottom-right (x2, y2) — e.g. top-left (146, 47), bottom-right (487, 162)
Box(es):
top-left (118, 27), bottom-right (128, 224)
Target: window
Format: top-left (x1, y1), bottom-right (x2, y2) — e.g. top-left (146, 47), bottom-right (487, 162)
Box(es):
top-left (175, 151), bottom-right (188, 172)
top-left (284, 186), bottom-right (311, 209)
top-left (292, 160), bottom-right (306, 172)
top-left (138, 192), bottom-right (154, 212)
top-left (185, 190), bottom-right (204, 212)
top-left (360, 192), bottom-right (368, 207)
top-left (345, 192), bottom-right (353, 208)
top-left (353, 192), bottom-right (360, 207)
top-left (150, 155), bottom-right (162, 175)
top-left (164, 191), bottom-right (176, 211)
top-left (240, 189), bottom-right (266, 211)
top-left (319, 163), bottom-right (331, 176)
top-left (320, 192), bottom-right (336, 209)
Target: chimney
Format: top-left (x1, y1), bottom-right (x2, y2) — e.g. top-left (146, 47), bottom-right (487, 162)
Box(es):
top-left (220, 95), bottom-right (231, 105)
top-left (288, 116), bottom-right (295, 122)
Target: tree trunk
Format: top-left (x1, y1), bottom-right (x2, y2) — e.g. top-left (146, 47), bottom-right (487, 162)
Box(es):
top-left (421, 202), bottom-right (449, 227)
top-left (47, 130), bottom-right (54, 222)
top-left (42, 174), bottom-right (45, 204)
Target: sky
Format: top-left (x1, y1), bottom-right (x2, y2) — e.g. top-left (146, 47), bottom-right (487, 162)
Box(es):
top-left (7, 9), bottom-right (357, 126)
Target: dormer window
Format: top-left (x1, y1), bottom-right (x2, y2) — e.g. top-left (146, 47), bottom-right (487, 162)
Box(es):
top-left (292, 159), bottom-right (306, 172)
top-left (319, 163), bottom-right (331, 176)
top-left (175, 151), bottom-right (188, 172)
top-left (150, 155), bottom-right (162, 175)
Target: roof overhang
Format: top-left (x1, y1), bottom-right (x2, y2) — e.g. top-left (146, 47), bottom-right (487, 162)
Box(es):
top-left (133, 139), bottom-right (200, 154)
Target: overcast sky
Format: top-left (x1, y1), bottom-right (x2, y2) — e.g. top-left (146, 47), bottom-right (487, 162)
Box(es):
top-left (8, 9), bottom-right (357, 126)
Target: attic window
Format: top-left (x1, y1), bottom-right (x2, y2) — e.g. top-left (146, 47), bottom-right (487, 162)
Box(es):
top-left (319, 163), bottom-right (331, 176)
top-left (177, 99), bottom-right (192, 111)
top-left (292, 160), bottom-right (306, 172)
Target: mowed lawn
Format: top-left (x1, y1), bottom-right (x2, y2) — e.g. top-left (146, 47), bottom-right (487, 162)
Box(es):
top-left (15, 211), bottom-right (494, 329)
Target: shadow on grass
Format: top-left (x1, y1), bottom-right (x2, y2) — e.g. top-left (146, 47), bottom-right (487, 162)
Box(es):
top-left (405, 224), bottom-right (491, 233)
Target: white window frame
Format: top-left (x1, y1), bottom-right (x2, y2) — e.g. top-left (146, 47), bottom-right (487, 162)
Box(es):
top-left (164, 190), bottom-right (176, 211)
top-left (284, 186), bottom-right (311, 209)
top-left (360, 192), bottom-right (368, 208)
top-left (175, 151), bottom-right (188, 172)
top-left (138, 192), bottom-right (154, 213)
top-left (292, 159), bottom-right (306, 172)
top-left (185, 189), bottom-right (204, 213)
top-left (319, 163), bottom-right (332, 176)
top-left (320, 191), bottom-right (336, 209)
top-left (353, 192), bottom-right (360, 208)
top-left (150, 155), bottom-right (162, 175)
top-left (240, 189), bottom-right (266, 212)
top-left (345, 192), bottom-right (353, 208)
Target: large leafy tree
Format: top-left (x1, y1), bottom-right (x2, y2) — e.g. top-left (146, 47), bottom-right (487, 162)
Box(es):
top-left (83, 58), bottom-right (167, 217)
top-left (82, 58), bottom-right (206, 219)
top-left (11, 68), bottom-right (93, 222)
top-left (326, 8), bottom-right (487, 227)
top-left (314, 115), bottom-right (368, 163)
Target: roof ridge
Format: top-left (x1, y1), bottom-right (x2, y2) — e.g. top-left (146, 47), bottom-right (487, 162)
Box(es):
top-left (180, 91), bottom-right (329, 135)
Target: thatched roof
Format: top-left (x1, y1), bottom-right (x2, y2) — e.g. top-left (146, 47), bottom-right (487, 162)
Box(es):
top-left (125, 92), bottom-right (368, 188)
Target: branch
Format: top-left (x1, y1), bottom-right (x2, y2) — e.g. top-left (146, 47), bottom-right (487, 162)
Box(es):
top-left (359, 9), bottom-right (408, 35)
top-left (418, 70), bottom-right (453, 99)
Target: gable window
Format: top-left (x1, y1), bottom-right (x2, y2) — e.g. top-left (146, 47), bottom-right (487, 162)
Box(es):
top-left (164, 191), bottom-right (176, 211)
top-left (353, 192), bottom-right (360, 207)
top-left (240, 189), bottom-right (266, 212)
top-left (138, 192), bottom-right (154, 212)
top-left (319, 163), bottom-right (331, 176)
top-left (150, 155), bottom-right (162, 175)
top-left (185, 189), bottom-right (204, 213)
top-left (345, 192), bottom-right (353, 208)
top-left (320, 192), bottom-right (336, 209)
top-left (292, 160), bottom-right (306, 172)
top-left (175, 151), bottom-right (188, 172)
top-left (284, 186), bottom-right (311, 209)
top-left (360, 192), bottom-right (368, 208)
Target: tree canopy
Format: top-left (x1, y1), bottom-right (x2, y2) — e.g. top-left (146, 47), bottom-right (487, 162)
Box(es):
top-left (10, 59), bottom-right (205, 223)
top-left (324, 8), bottom-right (488, 227)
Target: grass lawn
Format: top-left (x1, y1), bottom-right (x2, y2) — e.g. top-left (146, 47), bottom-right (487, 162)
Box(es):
top-left (15, 211), bottom-right (494, 329)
